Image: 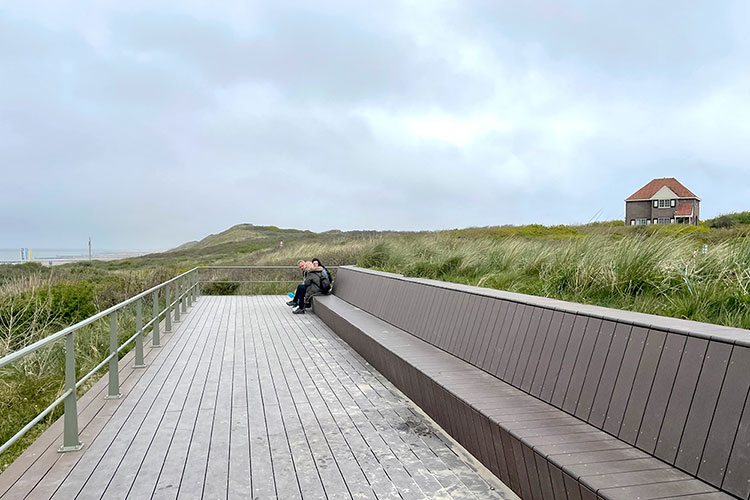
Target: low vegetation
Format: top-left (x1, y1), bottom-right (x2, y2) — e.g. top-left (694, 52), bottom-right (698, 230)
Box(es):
top-left (1, 216), bottom-right (749, 469)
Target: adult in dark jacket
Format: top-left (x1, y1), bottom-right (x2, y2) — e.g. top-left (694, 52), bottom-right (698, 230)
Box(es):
top-left (292, 263), bottom-right (326, 314)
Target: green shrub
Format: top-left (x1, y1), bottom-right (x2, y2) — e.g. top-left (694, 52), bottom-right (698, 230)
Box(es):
top-left (38, 281), bottom-right (96, 324)
top-left (201, 281), bottom-right (240, 295)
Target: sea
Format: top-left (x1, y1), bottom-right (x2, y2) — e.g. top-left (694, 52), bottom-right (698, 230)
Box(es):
top-left (0, 248), bottom-right (138, 263)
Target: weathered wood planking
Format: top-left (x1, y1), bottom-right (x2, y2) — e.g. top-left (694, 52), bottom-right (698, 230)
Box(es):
top-left (0, 296), bottom-right (512, 500)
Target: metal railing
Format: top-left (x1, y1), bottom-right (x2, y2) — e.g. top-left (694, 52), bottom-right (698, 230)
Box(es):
top-left (198, 265), bottom-right (339, 294)
top-left (0, 268), bottom-right (201, 455)
top-left (0, 265), bottom-right (342, 456)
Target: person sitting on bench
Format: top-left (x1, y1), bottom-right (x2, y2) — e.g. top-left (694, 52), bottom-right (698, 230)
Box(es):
top-left (289, 261), bottom-right (328, 314)
top-left (287, 260), bottom-right (308, 309)
top-left (311, 257), bottom-right (333, 291)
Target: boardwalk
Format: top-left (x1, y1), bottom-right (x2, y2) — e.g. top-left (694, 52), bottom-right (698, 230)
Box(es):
top-left (0, 296), bottom-right (514, 500)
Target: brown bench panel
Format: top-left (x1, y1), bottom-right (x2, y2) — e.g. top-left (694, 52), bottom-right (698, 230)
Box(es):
top-left (327, 267), bottom-right (750, 498)
top-left (529, 310), bottom-right (566, 398)
top-left (675, 341), bottom-right (733, 475)
top-left (698, 345), bottom-right (750, 488)
top-left (483, 300), bottom-right (514, 374)
top-left (618, 328), bottom-right (668, 444)
top-left (520, 308), bottom-right (555, 393)
top-left (653, 336), bottom-right (709, 462)
top-left (574, 320), bottom-right (616, 421)
top-left (587, 322), bottom-right (632, 427)
top-left (313, 296), bottom-right (730, 499)
top-left (724, 392), bottom-right (750, 498)
top-left (562, 317), bottom-right (602, 414)
top-left (601, 325), bottom-right (648, 435)
top-left (635, 332), bottom-right (687, 453)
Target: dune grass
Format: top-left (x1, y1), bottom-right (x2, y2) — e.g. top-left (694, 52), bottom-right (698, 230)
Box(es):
top-left (243, 231), bottom-right (750, 329)
top-left (1, 220), bottom-right (749, 470)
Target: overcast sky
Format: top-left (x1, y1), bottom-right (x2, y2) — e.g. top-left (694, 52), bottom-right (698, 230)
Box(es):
top-left (1, 1), bottom-right (749, 250)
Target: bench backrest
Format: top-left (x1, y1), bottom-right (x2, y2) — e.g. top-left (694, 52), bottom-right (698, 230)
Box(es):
top-left (333, 266), bottom-right (750, 499)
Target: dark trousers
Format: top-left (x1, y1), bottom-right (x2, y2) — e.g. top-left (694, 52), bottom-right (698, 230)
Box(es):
top-left (294, 284), bottom-right (306, 306)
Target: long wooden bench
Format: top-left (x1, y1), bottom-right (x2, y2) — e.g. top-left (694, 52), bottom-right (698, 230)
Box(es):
top-left (314, 266), bottom-right (750, 500)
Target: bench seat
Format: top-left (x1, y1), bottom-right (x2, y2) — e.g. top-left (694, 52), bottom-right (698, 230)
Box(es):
top-left (315, 294), bottom-right (733, 500)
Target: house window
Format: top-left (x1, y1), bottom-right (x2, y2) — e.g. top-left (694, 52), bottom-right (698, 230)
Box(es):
top-left (658, 218), bottom-right (671, 224)
top-left (658, 199), bottom-right (671, 208)
top-left (634, 218), bottom-right (648, 225)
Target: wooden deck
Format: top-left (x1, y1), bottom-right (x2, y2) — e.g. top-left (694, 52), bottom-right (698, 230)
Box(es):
top-left (0, 296), bottom-right (515, 500)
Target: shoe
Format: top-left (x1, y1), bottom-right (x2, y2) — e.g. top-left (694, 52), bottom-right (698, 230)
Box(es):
top-left (286, 300), bottom-right (296, 306)
top-left (292, 306), bottom-right (305, 314)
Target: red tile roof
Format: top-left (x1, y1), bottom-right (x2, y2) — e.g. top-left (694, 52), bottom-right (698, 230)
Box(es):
top-left (625, 178), bottom-right (698, 201)
top-left (675, 204), bottom-right (694, 216)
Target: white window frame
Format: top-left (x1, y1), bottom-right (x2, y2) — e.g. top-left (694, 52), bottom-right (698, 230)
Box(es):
top-left (634, 218), bottom-right (648, 226)
top-left (658, 199), bottom-right (671, 208)
top-left (658, 218), bottom-right (670, 224)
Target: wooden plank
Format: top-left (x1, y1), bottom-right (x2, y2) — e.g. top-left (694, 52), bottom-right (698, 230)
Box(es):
top-left (698, 345), bottom-right (750, 488)
top-left (53, 297), bottom-right (220, 500)
top-left (529, 310), bottom-right (565, 398)
top-left (588, 323), bottom-right (632, 428)
top-left (416, 286), bottom-right (438, 343)
top-left (635, 332), bottom-right (687, 453)
top-left (675, 341), bottom-right (732, 475)
top-left (175, 296), bottom-right (235, 500)
top-left (461, 296), bottom-right (489, 362)
top-left (654, 336), bottom-right (708, 463)
top-left (481, 300), bottom-right (513, 373)
top-left (723, 385), bottom-right (750, 498)
top-left (540, 313), bottom-right (576, 403)
top-left (456, 293), bottom-right (482, 360)
top-left (512, 307), bottom-right (545, 387)
top-left (563, 318), bottom-right (602, 414)
top-left (437, 289), bottom-right (460, 351)
top-left (618, 329), bottom-right (667, 444)
top-left (602, 326), bottom-right (648, 435)
top-left (520, 309), bottom-right (554, 393)
top-left (551, 315), bottom-right (589, 408)
top-left (447, 293), bottom-right (471, 354)
top-left (427, 287), bottom-right (450, 347)
top-left (574, 320), bottom-right (616, 421)
top-left (488, 302), bottom-right (519, 377)
top-left (497, 304), bottom-right (529, 380)
top-left (504, 305), bottom-right (536, 383)
top-left (599, 479), bottom-right (718, 499)
top-left (109, 297), bottom-right (221, 500)
top-left (467, 297), bottom-right (493, 367)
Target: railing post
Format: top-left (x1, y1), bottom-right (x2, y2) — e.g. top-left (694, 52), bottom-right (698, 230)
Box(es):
top-left (105, 311), bottom-right (121, 399)
top-left (134, 298), bottom-right (145, 368)
top-left (165, 284), bottom-right (172, 332)
top-left (196, 270), bottom-right (201, 297)
top-left (187, 275), bottom-right (193, 307)
top-left (181, 278), bottom-right (187, 313)
top-left (174, 281), bottom-right (181, 322)
top-left (59, 332), bottom-right (83, 452)
top-left (152, 288), bottom-right (161, 348)
top-left (174, 284), bottom-right (180, 322)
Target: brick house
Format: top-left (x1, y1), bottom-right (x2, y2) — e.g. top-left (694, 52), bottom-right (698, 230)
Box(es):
top-left (625, 178), bottom-right (701, 226)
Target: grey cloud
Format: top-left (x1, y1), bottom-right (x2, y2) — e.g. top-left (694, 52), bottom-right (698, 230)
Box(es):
top-left (0, 2), bottom-right (748, 249)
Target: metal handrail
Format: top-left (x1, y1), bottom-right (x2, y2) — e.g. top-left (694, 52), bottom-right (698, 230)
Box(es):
top-left (0, 267), bottom-right (201, 455)
top-left (0, 268), bottom-right (198, 369)
top-left (0, 265), bottom-right (345, 457)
